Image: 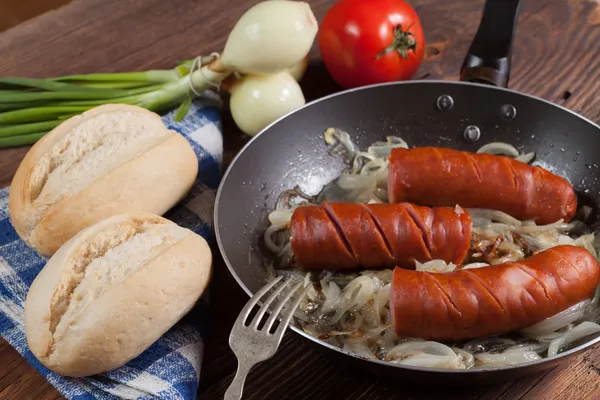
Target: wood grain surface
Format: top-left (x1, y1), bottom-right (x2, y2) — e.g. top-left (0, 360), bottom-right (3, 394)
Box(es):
top-left (1, 0), bottom-right (600, 399)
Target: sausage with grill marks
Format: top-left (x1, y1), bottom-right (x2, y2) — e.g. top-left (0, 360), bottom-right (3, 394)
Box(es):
top-left (289, 202), bottom-right (472, 270)
top-left (390, 245), bottom-right (600, 341)
top-left (387, 147), bottom-right (577, 225)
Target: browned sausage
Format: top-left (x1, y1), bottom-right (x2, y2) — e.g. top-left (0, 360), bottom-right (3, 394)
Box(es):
top-left (290, 202), bottom-right (472, 270)
top-left (388, 147), bottom-right (577, 225)
top-left (390, 245), bottom-right (600, 341)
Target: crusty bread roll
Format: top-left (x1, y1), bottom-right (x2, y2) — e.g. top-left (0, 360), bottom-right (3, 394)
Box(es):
top-left (9, 104), bottom-right (198, 256)
top-left (24, 213), bottom-right (212, 377)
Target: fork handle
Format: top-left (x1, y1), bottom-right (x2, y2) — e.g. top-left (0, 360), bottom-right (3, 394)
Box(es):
top-left (224, 361), bottom-right (254, 400)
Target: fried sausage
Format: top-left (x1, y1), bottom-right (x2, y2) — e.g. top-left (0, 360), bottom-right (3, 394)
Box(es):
top-left (290, 202), bottom-right (472, 270)
top-left (388, 147), bottom-right (577, 224)
top-left (390, 245), bottom-right (600, 341)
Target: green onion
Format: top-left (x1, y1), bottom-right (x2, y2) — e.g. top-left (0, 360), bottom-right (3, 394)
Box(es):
top-left (0, 121), bottom-right (62, 138)
top-left (0, 62), bottom-right (229, 148)
top-left (0, 132), bottom-right (46, 147)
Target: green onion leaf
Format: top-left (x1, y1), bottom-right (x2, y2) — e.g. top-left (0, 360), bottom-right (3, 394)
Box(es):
top-left (0, 106), bottom-right (89, 124)
top-left (0, 132), bottom-right (46, 147)
top-left (0, 120), bottom-right (62, 138)
top-left (174, 95), bottom-right (192, 122)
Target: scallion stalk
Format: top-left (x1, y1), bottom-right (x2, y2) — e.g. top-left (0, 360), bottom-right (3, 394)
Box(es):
top-left (0, 132), bottom-right (46, 147)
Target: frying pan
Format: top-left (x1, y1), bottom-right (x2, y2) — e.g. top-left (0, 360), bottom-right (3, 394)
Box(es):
top-left (215, 0), bottom-right (600, 385)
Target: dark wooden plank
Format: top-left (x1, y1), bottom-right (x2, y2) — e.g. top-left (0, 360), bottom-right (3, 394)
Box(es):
top-left (1, 0), bottom-right (600, 399)
top-left (0, 0), bottom-right (70, 32)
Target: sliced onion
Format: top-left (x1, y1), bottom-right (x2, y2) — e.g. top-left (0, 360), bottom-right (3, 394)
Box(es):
top-left (361, 269), bottom-right (393, 283)
top-left (515, 151), bottom-right (536, 164)
top-left (453, 348), bottom-right (476, 369)
top-left (343, 339), bottom-right (377, 359)
top-left (264, 224), bottom-right (285, 253)
top-left (504, 342), bottom-right (549, 354)
top-left (335, 173), bottom-right (375, 190)
top-left (373, 284), bottom-right (391, 319)
top-left (517, 220), bottom-right (568, 234)
top-left (268, 209), bottom-right (293, 229)
top-left (321, 281), bottom-right (341, 312)
top-left (475, 350), bottom-right (542, 367)
top-left (476, 142), bottom-right (520, 158)
top-left (327, 276), bottom-right (375, 324)
top-left (386, 341), bottom-right (456, 359)
top-left (415, 259), bottom-right (456, 273)
top-left (462, 337), bottom-right (515, 354)
top-left (394, 354), bottom-right (464, 369)
top-left (324, 127), bottom-right (358, 157)
top-left (462, 262), bottom-right (489, 270)
top-left (521, 300), bottom-right (591, 337)
top-left (468, 208), bottom-right (522, 226)
top-left (547, 321), bottom-right (600, 357)
top-left (367, 136), bottom-right (409, 158)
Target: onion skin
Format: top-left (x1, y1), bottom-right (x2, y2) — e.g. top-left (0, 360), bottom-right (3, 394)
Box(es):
top-left (287, 56), bottom-right (310, 81)
top-left (221, 1), bottom-right (318, 74)
top-left (229, 72), bottom-right (306, 136)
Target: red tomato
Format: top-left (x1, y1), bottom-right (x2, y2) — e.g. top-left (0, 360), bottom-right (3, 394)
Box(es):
top-left (318, 0), bottom-right (426, 88)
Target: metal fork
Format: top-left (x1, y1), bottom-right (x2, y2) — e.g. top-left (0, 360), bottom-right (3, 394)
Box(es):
top-left (224, 276), bottom-right (311, 400)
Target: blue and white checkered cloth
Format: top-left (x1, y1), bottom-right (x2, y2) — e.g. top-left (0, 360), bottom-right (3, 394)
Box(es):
top-left (0, 97), bottom-right (223, 400)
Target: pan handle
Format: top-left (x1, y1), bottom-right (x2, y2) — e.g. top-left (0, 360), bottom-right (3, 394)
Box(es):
top-left (459, 0), bottom-right (522, 88)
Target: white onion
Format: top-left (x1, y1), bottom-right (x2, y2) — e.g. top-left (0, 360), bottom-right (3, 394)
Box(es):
top-left (462, 337), bottom-right (515, 354)
top-left (336, 173), bottom-right (377, 191)
top-left (504, 342), bottom-right (549, 354)
top-left (373, 284), bottom-right (391, 319)
top-left (476, 142), bottom-right (520, 158)
top-left (515, 151), bottom-right (536, 164)
top-left (230, 72), bottom-right (306, 136)
top-left (475, 351), bottom-right (542, 367)
top-left (547, 321), bottom-right (600, 357)
top-left (367, 136), bottom-right (409, 158)
top-left (517, 220), bottom-right (568, 233)
top-left (394, 354), bottom-right (464, 369)
top-left (327, 276), bottom-right (375, 324)
top-left (468, 208), bottom-right (522, 226)
top-left (453, 348), bottom-right (476, 369)
top-left (415, 259), bottom-right (456, 273)
top-left (521, 300), bottom-right (591, 337)
top-left (264, 224), bottom-right (285, 253)
top-left (386, 341), bottom-right (457, 359)
top-left (287, 56), bottom-right (309, 81)
top-left (268, 209), bottom-right (293, 229)
top-left (220, 1), bottom-right (318, 74)
top-left (321, 281), bottom-right (342, 313)
top-left (462, 262), bottom-right (489, 270)
top-left (344, 340), bottom-right (377, 359)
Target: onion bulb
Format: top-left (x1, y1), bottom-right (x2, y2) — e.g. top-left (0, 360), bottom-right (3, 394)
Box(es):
top-left (287, 56), bottom-right (310, 81)
top-left (220, 1), bottom-right (318, 74)
top-left (230, 72), bottom-right (306, 136)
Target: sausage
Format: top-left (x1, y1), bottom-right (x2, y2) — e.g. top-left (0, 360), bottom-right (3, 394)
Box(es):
top-left (388, 147), bottom-right (577, 225)
top-left (290, 202), bottom-right (472, 270)
top-left (390, 245), bottom-right (600, 341)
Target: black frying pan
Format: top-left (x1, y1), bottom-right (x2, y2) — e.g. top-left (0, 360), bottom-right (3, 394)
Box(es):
top-left (215, 0), bottom-right (600, 385)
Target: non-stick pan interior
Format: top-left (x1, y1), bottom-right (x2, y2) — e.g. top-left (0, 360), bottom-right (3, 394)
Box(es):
top-left (215, 80), bottom-right (600, 376)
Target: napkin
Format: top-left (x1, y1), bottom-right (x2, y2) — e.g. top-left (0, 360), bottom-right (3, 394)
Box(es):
top-left (0, 96), bottom-right (223, 400)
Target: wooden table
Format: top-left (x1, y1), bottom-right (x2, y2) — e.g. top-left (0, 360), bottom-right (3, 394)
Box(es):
top-left (1, 0), bottom-right (600, 398)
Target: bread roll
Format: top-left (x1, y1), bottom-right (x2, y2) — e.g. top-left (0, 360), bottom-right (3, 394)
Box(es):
top-left (9, 104), bottom-right (198, 256)
top-left (24, 213), bottom-right (212, 377)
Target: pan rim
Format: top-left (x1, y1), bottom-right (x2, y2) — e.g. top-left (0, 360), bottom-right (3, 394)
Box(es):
top-left (214, 79), bottom-right (600, 374)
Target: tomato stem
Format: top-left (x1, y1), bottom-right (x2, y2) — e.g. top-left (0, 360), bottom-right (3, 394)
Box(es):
top-left (376, 23), bottom-right (418, 60)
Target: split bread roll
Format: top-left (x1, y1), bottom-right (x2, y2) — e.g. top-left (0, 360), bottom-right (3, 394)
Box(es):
top-left (24, 213), bottom-right (212, 377)
top-left (9, 104), bottom-right (198, 256)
